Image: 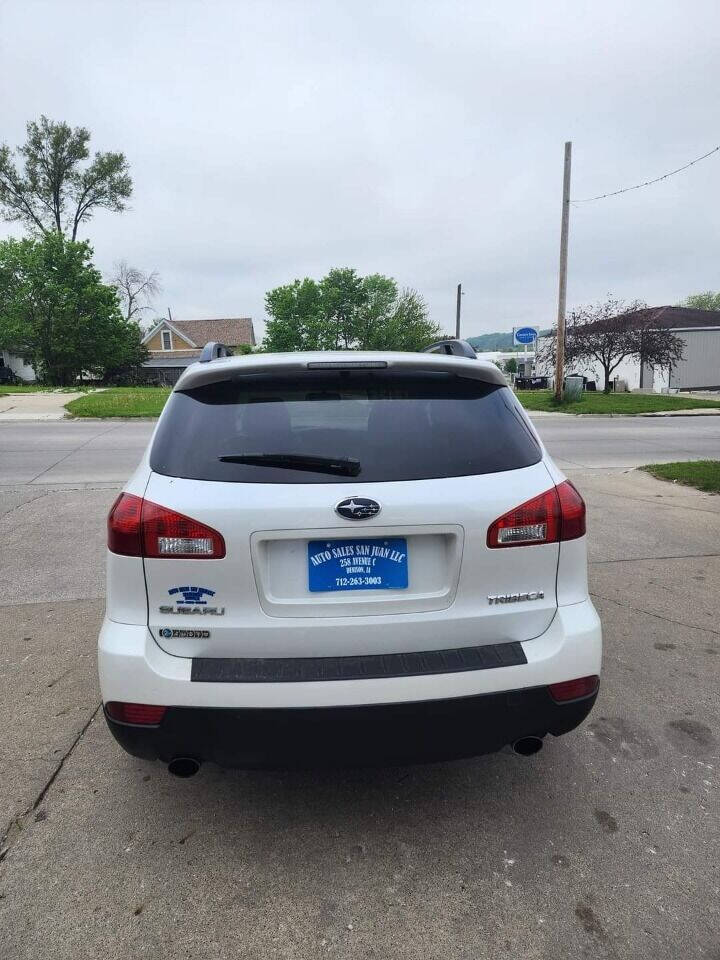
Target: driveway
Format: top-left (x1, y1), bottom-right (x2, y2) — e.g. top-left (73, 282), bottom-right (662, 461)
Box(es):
top-left (0, 421), bottom-right (719, 958)
top-left (0, 391), bottom-right (85, 421)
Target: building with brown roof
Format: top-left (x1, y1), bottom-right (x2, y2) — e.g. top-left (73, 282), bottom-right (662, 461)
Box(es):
top-left (141, 317), bottom-right (255, 384)
top-left (536, 306), bottom-right (720, 392)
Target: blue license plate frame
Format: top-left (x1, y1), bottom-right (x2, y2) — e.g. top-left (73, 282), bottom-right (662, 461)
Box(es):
top-left (308, 537), bottom-right (409, 592)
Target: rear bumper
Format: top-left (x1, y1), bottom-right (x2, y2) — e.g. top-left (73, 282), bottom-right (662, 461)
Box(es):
top-left (99, 598), bottom-right (601, 709)
top-left (99, 598), bottom-right (601, 766)
top-left (104, 685), bottom-right (598, 767)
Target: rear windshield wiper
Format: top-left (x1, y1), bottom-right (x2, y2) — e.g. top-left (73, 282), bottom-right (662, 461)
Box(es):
top-left (217, 453), bottom-right (361, 477)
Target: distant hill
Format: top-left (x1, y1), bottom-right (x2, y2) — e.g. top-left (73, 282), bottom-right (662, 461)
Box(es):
top-left (467, 332), bottom-right (516, 350)
top-left (467, 330), bottom-right (551, 351)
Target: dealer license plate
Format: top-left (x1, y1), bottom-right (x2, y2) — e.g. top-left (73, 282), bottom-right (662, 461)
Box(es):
top-left (308, 538), bottom-right (409, 592)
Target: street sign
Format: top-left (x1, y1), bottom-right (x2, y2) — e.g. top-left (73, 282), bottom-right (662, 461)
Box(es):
top-left (513, 326), bottom-right (539, 346)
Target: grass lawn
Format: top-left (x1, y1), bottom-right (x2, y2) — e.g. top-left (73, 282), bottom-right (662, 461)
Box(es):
top-left (641, 460), bottom-right (720, 494)
top-left (0, 384), bottom-right (55, 394)
top-left (515, 389), bottom-right (720, 415)
top-left (0, 385), bottom-right (98, 394)
top-left (62, 385), bottom-right (720, 418)
top-left (65, 387), bottom-right (171, 418)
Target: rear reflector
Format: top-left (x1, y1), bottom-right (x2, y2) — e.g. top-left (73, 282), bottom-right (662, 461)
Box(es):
top-left (487, 480), bottom-right (586, 548)
top-left (105, 702), bottom-right (167, 725)
top-left (548, 676), bottom-right (599, 702)
top-left (107, 493), bottom-right (225, 559)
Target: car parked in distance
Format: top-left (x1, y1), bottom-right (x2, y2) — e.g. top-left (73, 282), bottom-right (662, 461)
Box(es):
top-left (99, 347), bottom-right (601, 775)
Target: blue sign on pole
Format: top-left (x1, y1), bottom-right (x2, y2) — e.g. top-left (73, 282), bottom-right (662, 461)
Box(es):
top-left (513, 326), bottom-right (538, 346)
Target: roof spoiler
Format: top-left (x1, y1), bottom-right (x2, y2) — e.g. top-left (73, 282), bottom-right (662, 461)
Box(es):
top-left (199, 341), bottom-right (234, 363)
top-left (421, 338), bottom-right (477, 359)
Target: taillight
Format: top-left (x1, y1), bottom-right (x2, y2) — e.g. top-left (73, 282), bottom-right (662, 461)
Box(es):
top-left (108, 493), bottom-right (143, 556)
top-left (555, 479), bottom-right (586, 540)
top-left (107, 493), bottom-right (225, 559)
top-left (548, 676), bottom-right (599, 701)
top-left (105, 702), bottom-right (167, 725)
top-left (487, 480), bottom-right (586, 548)
top-left (141, 500), bottom-right (225, 558)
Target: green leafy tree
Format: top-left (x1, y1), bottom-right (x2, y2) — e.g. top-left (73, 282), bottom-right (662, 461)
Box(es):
top-left (264, 277), bottom-right (326, 351)
top-left (679, 291), bottom-right (720, 311)
top-left (263, 268), bottom-right (440, 352)
top-left (320, 268), bottom-right (366, 349)
top-left (0, 233), bottom-right (147, 384)
top-left (0, 116), bottom-right (132, 240)
top-left (539, 297), bottom-right (684, 393)
top-left (504, 357), bottom-right (518, 374)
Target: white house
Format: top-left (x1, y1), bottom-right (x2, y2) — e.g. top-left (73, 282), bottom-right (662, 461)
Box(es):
top-left (537, 306), bottom-right (720, 392)
top-left (0, 350), bottom-right (36, 383)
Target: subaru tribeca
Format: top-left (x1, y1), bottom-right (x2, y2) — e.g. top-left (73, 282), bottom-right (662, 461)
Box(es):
top-left (99, 350), bottom-right (601, 773)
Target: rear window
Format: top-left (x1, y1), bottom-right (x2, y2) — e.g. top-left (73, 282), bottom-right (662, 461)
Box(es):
top-left (150, 370), bottom-right (541, 484)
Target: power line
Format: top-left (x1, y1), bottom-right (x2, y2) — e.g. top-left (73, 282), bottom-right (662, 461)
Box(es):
top-left (572, 144), bottom-right (720, 204)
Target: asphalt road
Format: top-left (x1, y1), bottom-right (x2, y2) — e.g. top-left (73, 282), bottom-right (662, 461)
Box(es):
top-left (1, 415), bottom-right (720, 486)
top-left (1, 418), bottom-right (719, 958)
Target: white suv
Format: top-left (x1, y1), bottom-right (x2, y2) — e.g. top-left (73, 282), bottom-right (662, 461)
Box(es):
top-left (99, 349), bottom-right (601, 775)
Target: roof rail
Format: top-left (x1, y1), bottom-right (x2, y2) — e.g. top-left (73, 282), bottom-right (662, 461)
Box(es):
top-left (421, 338), bottom-right (477, 359)
top-left (199, 341), bottom-right (234, 363)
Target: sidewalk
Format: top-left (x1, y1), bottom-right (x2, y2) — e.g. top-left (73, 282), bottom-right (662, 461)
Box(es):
top-left (0, 391), bottom-right (84, 421)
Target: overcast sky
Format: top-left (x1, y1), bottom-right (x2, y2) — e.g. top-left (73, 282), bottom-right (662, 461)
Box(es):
top-left (2, 0), bottom-right (719, 341)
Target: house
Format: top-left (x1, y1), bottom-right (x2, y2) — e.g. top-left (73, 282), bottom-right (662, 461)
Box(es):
top-left (141, 317), bottom-right (255, 384)
top-left (536, 306), bottom-right (720, 392)
top-left (1, 350), bottom-right (36, 383)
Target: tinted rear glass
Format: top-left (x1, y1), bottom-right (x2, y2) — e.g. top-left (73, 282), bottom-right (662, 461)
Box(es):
top-left (150, 370), bottom-right (541, 483)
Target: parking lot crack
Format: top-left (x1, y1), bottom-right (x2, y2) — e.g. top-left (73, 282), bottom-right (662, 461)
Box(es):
top-left (27, 423), bottom-right (122, 483)
top-left (590, 592), bottom-right (720, 637)
top-left (0, 702), bottom-right (101, 866)
top-left (586, 488), bottom-right (720, 516)
top-left (0, 488), bottom-right (53, 522)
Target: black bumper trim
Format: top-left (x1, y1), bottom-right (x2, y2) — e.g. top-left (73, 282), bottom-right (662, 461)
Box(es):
top-left (104, 684), bottom-right (598, 769)
top-left (191, 640), bottom-right (527, 683)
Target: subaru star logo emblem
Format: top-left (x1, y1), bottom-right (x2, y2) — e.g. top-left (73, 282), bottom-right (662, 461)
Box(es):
top-left (335, 497), bottom-right (381, 520)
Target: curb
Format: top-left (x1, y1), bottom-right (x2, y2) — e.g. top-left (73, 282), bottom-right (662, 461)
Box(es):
top-left (62, 416), bottom-right (160, 422)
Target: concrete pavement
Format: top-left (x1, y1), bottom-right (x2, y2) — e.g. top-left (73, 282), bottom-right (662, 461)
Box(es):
top-left (0, 421), bottom-right (719, 958)
top-left (0, 391), bottom-right (85, 421)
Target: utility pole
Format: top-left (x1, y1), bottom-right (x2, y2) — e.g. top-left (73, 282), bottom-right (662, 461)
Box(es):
top-left (554, 141), bottom-right (572, 402)
top-left (455, 283), bottom-right (462, 339)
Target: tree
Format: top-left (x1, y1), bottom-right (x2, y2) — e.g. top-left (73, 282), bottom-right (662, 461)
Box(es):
top-left (504, 357), bottom-right (518, 374)
top-left (112, 261), bottom-right (161, 324)
top-left (0, 233), bottom-right (147, 384)
top-left (263, 268), bottom-right (440, 352)
top-left (320, 268), bottom-right (366, 349)
top-left (0, 116), bottom-right (132, 240)
top-left (679, 291), bottom-right (720, 312)
top-left (264, 277), bottom-right (326, 351)
top-left (539, 297), bottom-right (684, 393)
